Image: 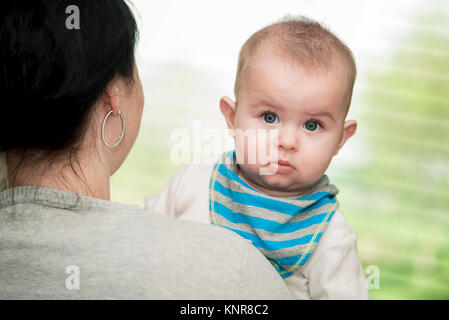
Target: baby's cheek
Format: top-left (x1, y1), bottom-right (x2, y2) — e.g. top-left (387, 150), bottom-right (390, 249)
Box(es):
top-left (235, 127), bottom-right (274, 166)
top-left (235, 136), bottom-right (253, 165)
top-left (298, 143), bottom-right (334, 177)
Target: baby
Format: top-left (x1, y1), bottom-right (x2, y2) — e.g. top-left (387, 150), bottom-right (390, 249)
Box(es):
top-left (146, 16), bottom-right (369, 299)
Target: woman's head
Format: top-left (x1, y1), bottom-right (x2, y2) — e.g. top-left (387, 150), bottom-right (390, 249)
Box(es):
top-left (0, 0), bottom-right (143, 188)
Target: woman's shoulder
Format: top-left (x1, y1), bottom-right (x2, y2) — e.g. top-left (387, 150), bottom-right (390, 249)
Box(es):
top-left (89, 206), bottom-right (291, 299)
top-left (0, 186), bottom-right (291, 299)
top-left (143, 214), bottom-right (292, 299)
top-left (82, 208), bottom-right (291, 299)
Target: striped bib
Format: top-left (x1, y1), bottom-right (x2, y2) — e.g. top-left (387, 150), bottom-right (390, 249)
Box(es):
top-left (209, 151), bottom-right (339, 278)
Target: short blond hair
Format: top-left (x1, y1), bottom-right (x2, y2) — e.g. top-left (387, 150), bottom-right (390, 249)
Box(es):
top-left (234, 16), bottom-right (357, 104)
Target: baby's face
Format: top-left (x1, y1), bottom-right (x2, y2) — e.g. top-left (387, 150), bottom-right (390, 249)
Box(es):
top-left (230, 54), bottom-right (354, 196)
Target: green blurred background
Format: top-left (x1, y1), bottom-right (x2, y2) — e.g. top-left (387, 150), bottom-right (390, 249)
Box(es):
top-left (111, 0), bottom-right (449, 299)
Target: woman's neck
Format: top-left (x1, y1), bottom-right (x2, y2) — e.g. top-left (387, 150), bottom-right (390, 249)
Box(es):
top-left (5, 150), bottom-right (111, 201)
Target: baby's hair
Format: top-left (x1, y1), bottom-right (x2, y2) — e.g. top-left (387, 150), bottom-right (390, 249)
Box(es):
top-left (234, 15), bottom-right (357, 107)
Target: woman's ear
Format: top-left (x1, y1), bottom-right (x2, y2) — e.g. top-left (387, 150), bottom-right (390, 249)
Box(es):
top-left (103, 81), bottom-right (120, 115)
top-left (335, 120), bottom-right (357, 155)
top-left (220, 96), bottom-right (236, 130)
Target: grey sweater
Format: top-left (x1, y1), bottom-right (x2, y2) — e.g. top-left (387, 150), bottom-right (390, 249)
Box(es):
top-left (0, 186), bottom-right (292, 299)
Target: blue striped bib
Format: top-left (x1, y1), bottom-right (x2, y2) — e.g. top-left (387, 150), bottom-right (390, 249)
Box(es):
top-left (209, 151), bottom-right (339, 278)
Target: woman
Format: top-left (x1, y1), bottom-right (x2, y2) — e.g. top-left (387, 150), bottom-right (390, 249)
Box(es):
top-left (0, 0), bottom-right (292, 299)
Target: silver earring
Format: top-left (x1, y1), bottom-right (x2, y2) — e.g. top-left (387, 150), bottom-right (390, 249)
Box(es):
top-left (102, 110), bottom-right (126, 148)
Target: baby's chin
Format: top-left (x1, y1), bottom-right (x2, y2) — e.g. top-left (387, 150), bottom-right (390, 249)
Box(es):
top-left (257, 176), bottom-right (311, 196)
top-left (239, 165), bottom-right (315, 197)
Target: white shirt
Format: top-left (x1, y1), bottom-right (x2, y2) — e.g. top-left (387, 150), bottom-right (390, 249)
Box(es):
top-left (146, 163), bottom-right (369, 300)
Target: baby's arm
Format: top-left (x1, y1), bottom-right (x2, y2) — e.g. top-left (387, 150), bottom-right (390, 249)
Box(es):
top-left (145, 163), bottom-right (213, 223)
top-left (145, 165), bottom-right (189, 218)
top-left (286, 211), bottom-right (369, 299)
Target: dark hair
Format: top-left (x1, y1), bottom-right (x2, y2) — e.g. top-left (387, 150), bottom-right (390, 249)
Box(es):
top-left (0, 0), bottom-right (138, 155)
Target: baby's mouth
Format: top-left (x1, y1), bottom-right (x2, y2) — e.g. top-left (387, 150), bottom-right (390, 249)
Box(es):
top-left (277, 159), bottom-right (293, 167)
top-left (263, 159), bottom-right (295, 174)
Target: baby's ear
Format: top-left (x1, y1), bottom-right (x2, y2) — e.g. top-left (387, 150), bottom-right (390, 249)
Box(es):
top-left (219, 96), bottom-right (236, 131)
top-left (335, 120), bottom-right (357, 155)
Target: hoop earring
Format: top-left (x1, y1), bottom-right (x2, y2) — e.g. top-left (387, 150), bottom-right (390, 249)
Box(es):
top-left (102, 110), bottom-right (126, 148)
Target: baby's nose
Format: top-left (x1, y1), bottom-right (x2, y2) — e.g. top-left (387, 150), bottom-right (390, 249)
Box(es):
top-left (278, 126), bottom-right (299, 151)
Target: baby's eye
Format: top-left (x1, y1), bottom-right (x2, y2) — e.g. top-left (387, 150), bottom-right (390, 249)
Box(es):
top-left (304, 120), bottom-right (321, 131)
top-left (262, 112), bottom-right (278, 124)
